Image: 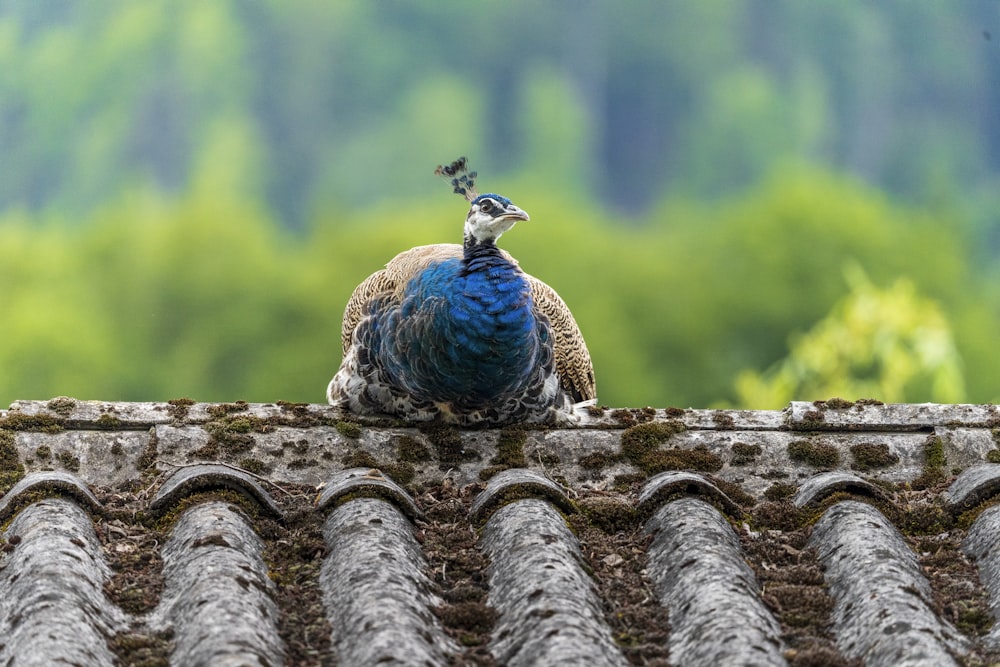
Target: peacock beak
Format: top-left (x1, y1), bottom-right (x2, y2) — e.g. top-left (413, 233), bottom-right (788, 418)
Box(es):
top-left (500, 205), bottom-right (530, 222)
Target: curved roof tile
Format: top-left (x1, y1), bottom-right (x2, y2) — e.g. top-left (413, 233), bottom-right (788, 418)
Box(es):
top-left (0, 399), bottom-right (999, 665)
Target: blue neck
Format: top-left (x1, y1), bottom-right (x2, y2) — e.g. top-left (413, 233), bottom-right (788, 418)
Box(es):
top-left (462, 236), bottom-right (506, 274)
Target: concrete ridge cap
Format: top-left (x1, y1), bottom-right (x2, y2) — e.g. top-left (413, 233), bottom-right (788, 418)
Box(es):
top-left (6, 398), bottom-right (1000, 432)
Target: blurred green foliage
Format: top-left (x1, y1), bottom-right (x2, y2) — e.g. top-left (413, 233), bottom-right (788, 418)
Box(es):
top-left (1, 2), bottom-right (1000, 408)
top-left (3, 162), bottom-right (998, 408)
top-left (2, 1), bottom-right (999, 228)
top-left (735, 266), bottom-right (966, 407)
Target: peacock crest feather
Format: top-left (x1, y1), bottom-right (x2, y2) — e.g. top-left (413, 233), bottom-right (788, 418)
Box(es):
top-left (434, 156), bottom-right (478, 201)
top-left (328, 157), bottom-right (596, 425)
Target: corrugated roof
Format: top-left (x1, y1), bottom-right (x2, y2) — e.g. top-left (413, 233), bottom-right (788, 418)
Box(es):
top-left (1, 398), bottom-right (999, 666)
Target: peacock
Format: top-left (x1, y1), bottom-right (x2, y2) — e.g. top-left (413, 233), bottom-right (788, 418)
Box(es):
top-left (327, 157), bottom-right (595, 425)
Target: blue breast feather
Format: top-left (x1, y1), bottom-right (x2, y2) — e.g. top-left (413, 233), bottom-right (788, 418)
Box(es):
top-left (364, 255), bottom-right (548, 408)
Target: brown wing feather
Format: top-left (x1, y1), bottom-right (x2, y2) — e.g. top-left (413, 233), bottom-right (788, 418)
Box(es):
top-left (341, 243), bottom-right (596, 402)
top-left (527, 277), bottom-right (597, 402)
top-left (340, 270), bottom-right (393, 354)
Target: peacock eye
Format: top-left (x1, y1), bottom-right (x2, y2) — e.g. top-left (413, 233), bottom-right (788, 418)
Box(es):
top-left (479, 200), bottom-right (494, 213)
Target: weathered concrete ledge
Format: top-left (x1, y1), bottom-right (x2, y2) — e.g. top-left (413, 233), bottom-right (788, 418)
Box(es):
top-left (2, 398), bottom-right (999, 499)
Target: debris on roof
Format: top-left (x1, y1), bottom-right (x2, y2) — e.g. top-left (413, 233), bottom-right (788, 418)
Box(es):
top-left (1, 398), bottom-right (999, 666)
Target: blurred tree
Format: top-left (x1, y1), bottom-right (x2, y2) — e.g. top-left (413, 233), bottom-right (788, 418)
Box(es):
top-left (597, 166), bottom-right (974, 407)
top-left (734, 265), bottom-right (965, 407)
top-left (2, 0), bottom-right (1000, 234)
top-left (0, 0), bottom-right (252, 211)
top-left (675, 64), bottom-right (829, 197)
top-left (1, 164), bottom-right (999, 408)
top-left (0, 215), bottom-right (126, 401)
top-left (3, 0), bottom-right (1000, 408)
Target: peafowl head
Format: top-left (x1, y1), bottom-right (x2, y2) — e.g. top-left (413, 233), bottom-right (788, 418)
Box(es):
top-left (464, 193), bottom-right (529, 244)
top-left (435, 156), bottom-right (529, 245)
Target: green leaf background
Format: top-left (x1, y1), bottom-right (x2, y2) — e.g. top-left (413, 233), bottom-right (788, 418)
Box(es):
top-left (1, 1), bottom-right (998, 408)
